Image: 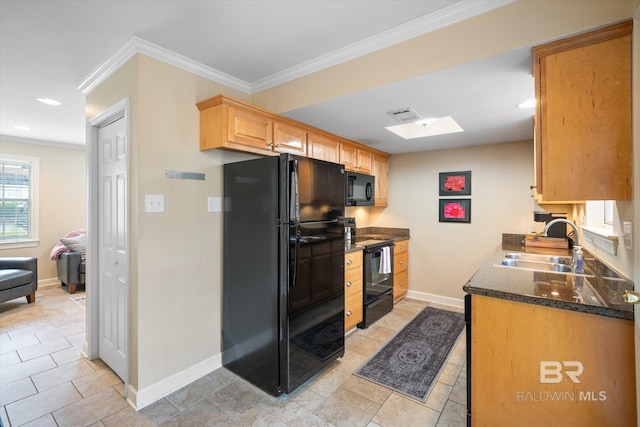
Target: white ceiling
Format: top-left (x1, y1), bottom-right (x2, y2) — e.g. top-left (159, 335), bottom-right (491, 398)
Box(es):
top-left (0, 0), bottom-right (539, 154)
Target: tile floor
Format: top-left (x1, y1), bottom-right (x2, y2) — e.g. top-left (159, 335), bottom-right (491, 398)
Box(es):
top-left (1, 287), bottom-right (467, 426)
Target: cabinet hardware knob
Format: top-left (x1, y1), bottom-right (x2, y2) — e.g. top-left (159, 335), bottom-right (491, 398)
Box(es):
top-left (267, 143), bottom-right (273, 147)
top-left (276, 144), bottom-right (280, 148)
top-left (346, 310), bottom-right (352, 316)
top-left (346, 282), bottom-right (352, 287)
top-left (346, 260), bottom-right (352, 265)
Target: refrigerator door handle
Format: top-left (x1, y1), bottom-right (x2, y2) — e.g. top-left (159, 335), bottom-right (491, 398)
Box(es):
top-left (291, 224), bottom-right (300, 288)
top-left (290, 160), bottom-right (299, 222)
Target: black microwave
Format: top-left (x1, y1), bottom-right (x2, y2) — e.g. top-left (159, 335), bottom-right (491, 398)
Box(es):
top-left (346, 172), bottom-right (375, 206)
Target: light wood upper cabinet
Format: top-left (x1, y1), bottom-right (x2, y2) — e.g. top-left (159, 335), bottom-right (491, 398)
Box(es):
top-left (198, 95), bottom-right (305, 157)
top-left (356, 148), bottom-right (372, 174)
top-left (273, 121), bottom-right (307, 156)
top-left (340, 140), bottom-right (373, 174)
top-left (227, 105), bottom-right (273, 153)
top-left (372, 153), bottom-right (389, 206)
top-left (197, 95), bottom-right (392, 204)
top-left (308, 131), bottom-right (339, 163)
top-left (532, 20), bottom-right (632, 201)
top-left (339, 141), bottom-right (358, 171)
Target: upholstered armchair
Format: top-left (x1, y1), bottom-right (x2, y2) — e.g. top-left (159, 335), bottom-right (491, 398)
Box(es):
top-left (51, 229), bottom-right (86, 294)
top-left (57, 252), bottom-right (85, 294)
top-left (0, 257), bottom-right (38, 303)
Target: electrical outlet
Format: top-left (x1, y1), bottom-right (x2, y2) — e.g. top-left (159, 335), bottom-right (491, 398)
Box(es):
top-left (624, 221), bottom-right (632, 250)
top-left (145, 194), bottom-right (164, 213)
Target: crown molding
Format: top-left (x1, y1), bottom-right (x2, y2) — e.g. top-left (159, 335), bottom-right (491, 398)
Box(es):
top-left (1, 134), bottom-right (86, 150)
top-left (78, 0), bottom-right (514, 96)
top-left (78, 36), bottom-right (251, 95)
top-left (249, 0), bottom-right (515, 92)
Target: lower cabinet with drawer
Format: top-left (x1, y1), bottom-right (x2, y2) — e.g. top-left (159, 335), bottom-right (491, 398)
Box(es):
top-left (394, 239), bottom-right (409, 302)
top-left (344, 250), bottom-right (363, 332)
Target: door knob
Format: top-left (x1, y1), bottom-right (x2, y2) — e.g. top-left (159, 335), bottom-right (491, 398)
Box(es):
top-left (622, 290), bottom-right (640, 304)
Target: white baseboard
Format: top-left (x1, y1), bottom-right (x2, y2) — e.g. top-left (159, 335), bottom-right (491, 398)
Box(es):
top-left (38, 278), bottom-right (61, 289)
top-left (129, 353), bottom-right (223, 410)
top-left (406, 290), bottom-right (465, 309)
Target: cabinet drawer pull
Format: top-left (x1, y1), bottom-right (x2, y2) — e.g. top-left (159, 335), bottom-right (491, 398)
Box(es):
top-left (346, 310), bottom-right (352, 316)
top-left (346, 259), bottom-right (352, 265)
top-left (346, 282), bottom-right (352, 287)
top-left (267, 143), bottom-right (273, 148)
top-left (399, 261), bottom-right (404, 265)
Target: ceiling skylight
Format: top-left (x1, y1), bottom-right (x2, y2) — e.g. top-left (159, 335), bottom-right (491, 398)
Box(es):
top-left (385, 116), bottom-right (464, 140)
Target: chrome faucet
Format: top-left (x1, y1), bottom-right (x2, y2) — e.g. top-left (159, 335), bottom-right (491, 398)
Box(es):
top-left (543, 218), bottom-right (581, 268)
top-left (543, 218), bottom-right (580, 246)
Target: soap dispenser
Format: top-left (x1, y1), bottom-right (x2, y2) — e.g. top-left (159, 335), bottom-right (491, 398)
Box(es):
top-left (573, 246), bottom-right (584, 274)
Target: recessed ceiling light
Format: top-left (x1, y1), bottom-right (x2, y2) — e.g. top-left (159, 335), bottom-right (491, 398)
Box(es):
top-left (518, 99), bottom-right (536, 109)
top-left (385, 116), bottom-right (464, 140)
top-left (14, 125), bottom-right (31, 131)
top-left (37, 98), bottom-right (61, 106)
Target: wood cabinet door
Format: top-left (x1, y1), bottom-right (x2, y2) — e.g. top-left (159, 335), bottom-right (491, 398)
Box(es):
top-left (535, 22), bottom-right (632, 201)
top-left (372, 154), bottom-right (389, 206)
top-left (273, 121), bottom-right (307, 156)
top-left (472, 295), bottom-right (635, 426)
top-left (339, 141), bottom-right (357, 171)
top-left (356, 148), bottom-right (372, 174)
top-left (344, 251), bottom-right (363, 331)
top-left (393, 240), bottom-right (408, 302)
top-left (308, 132), bottom-right (339, 163)
top-left (227, 105), bottom-right (274, 154)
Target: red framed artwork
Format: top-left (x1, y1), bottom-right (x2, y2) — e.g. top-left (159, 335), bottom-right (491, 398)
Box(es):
top-left (439, 171), bottom-right (471, 196)
top-left (439, 199), bottom-right (471, 223)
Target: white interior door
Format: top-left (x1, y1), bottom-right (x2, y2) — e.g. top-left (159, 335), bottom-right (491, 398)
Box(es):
top-left (97, 116), bottom-right (128, 380)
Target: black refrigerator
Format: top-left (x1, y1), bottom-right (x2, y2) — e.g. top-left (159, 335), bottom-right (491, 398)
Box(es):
top-left (223, 154), bottom-right (346, 396)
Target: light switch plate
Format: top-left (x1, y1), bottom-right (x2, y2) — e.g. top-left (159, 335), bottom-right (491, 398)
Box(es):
top-left (145, 194), bottom-right (164, 213)
top-left (208, 197), bottom-right (222, 212)
top-left (624, 221), bottom-right (632, 250)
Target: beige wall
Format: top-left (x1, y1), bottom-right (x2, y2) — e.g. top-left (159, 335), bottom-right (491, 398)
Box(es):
top-left (86, 54), bottom-right (254, 404)
top-left (0, 140), bottom-right (86, 282)
top-left (367, 140), bottom-right (538, 302)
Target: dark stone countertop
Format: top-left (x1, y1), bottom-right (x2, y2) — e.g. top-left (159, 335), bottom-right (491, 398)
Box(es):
top-left (345, 227), bottom-right (410, 253)
top-left (463, 236), bottom-right (634, 321)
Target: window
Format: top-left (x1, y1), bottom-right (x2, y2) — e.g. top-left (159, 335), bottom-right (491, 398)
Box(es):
top-left (0, 155), bottom-right (39, 248)
top-left (603, 200), bottom-right (614, 226)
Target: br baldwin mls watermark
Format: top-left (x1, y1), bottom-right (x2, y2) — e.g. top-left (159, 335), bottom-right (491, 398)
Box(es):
top-left (516, 361), bottom-right (607, 402)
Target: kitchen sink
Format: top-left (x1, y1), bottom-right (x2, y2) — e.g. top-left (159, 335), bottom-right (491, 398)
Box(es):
top-left (498, 258), bottom-right (573, 273)
top-left (504, 253), bottom-right (569, 264)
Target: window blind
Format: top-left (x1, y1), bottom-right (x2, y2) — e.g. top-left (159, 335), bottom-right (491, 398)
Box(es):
top-left (0, 158), bottom-right (32, 241)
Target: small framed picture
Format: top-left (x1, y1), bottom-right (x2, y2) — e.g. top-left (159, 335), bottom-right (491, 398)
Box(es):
top-left (439, 199), bottom-right (471, 223)
top-left (439, 171), bottom-right (471, 196)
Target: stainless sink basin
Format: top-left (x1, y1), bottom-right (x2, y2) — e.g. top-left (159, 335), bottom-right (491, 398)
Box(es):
top-left (499, 258), bottom-right (573, 273)
top-left (504, 253), bottom-right (569, 264)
